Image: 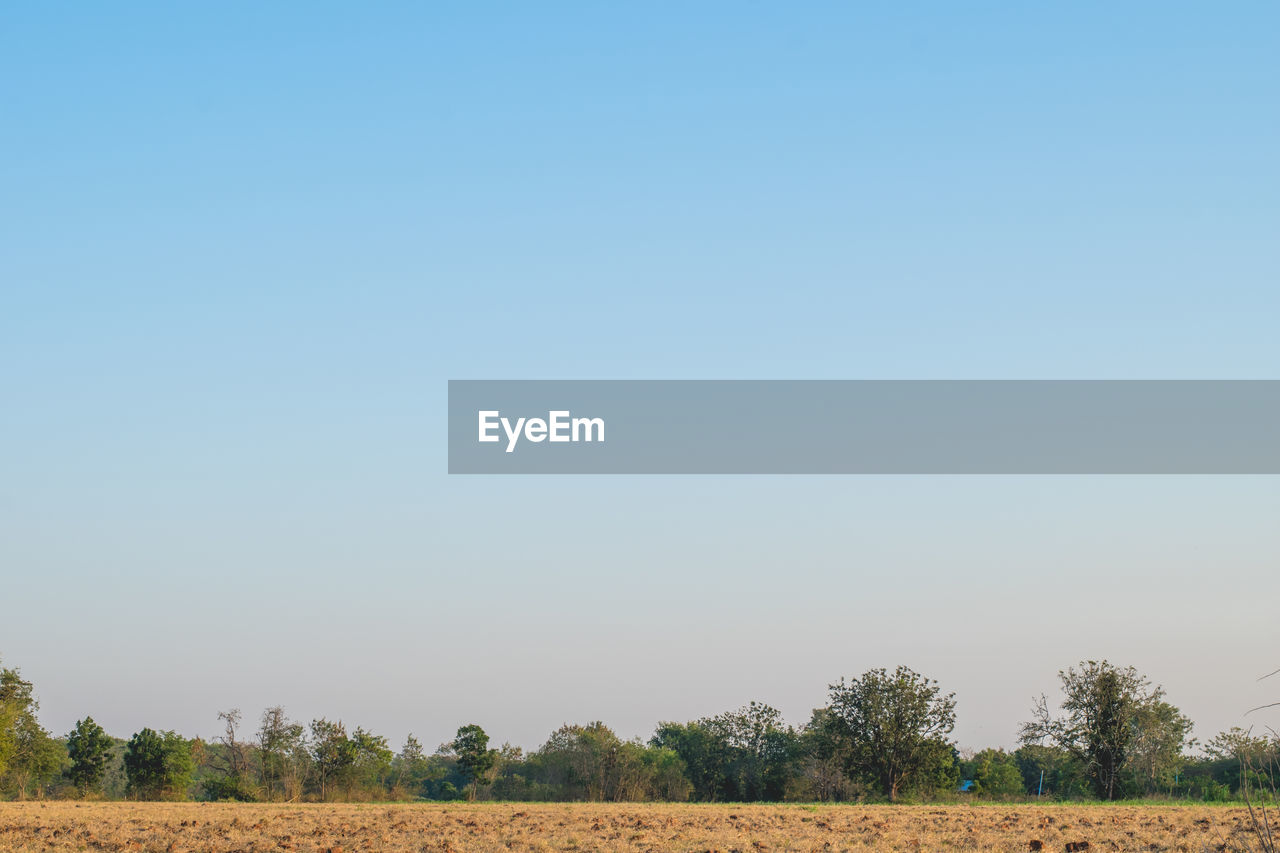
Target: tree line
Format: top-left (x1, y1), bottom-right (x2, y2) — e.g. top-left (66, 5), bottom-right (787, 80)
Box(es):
top-left (1, 657), bottom-right (1275, 804)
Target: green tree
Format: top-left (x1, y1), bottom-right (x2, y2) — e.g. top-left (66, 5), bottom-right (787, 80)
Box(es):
top-left (66, 717), bottom-right (114, 797)
top-left (651, 703), bottom-right (796, 802)
top-left (966, 748), bottom-right (1025, 797)
top-left (1125, 699), bottom-right (1193, 796)
top-left (913, 737), bottom-right (961, 797)
top-left (798, 707), bottom-right (862, 802)
top-left (7, 716), bottom-right (62, 799)
top-left (391, 734), bottom-right (446, 798)
top-left (452, 724), bottom-right (497, 801)
top-left (257, 706), bottom-right (307, 802)
top-left (309, 718), bottom-right (356, 801)
top-left (351, 727), bottom-right (393, 797)
top-left (702, 702), bottom-right (798, 801)
top-left (0, 663), bottom-right (64, 799)
top-left (531, 722), bottom-right (660, 801)
top-left (826, 666), bottom-right (958, 801)
top-left (1013, 743), bottom-right (1088, 799)
top-left (0, 663), bottom-right (38, 778)
top-left (1020, 660), bottom-right (1181, 801)
top-left (486, 742), bottom-right (529, 801)
top-left (203, 708), bottom-right (257, 801)
top-left (651, 721), bottom-right (729, 801)
top-left (641, 744), bottom-right (693, 802)
top-left (1204, 727), bottom-right (1275, 764)
top-left (123, 728), bottom-right (194, 800)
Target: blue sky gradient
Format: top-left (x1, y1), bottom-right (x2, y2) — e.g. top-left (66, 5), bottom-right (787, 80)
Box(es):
top-left (2, 3), bottom-right (1277, 751)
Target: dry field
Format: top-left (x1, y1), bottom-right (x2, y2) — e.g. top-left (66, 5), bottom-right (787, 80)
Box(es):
top-left (0, 802), bottom-right (1266, 853)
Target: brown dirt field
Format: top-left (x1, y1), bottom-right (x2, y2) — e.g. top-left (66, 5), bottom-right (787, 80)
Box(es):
top-left (0, 801), bottom-right (1264, 852)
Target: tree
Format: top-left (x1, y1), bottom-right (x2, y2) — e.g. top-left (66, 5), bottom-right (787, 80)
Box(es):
top-left (310, 719), bottom-right (356, 801)
top-left (217, 709), bottom-right (249, 782)
top-left (1020, 660), bottom-right (1185, 800)
top-left (204, 708), bottom-right (256, 801)
top-left (798, 707), bottom-right (861, 802)
top-left (519, 722), bottom-right (690, 802)
top-left (651, 703), bottom-right (796, 802)
top-left (257, 706), bottom-right (307, 802)
top-left (0, 662), bottom-right (38, 777)
top-left (531, 722), bottom-right (639, 801)
top-left (7, 716), bottom-right (62, 799)
top-left (826, 666), bottom-right (958, 801)
top-left (1204, 727), bottom-right (1276, 764)
top-left (66, 717), bottom-right (114, 797)
top-left (123, 728), bottom-right (193, 800)
top-left (651, 721), bottom-right (729, 801)
top-left (392, 734), bottom-right (443, 798)
top-left (1014, 743), bottom-right (1088, 799)
top-left (452, 724), bottom-right (497, 801)
top-left (641, 744), bottom-right (693, 802)
top-left (351, 727), bottom-right (393, 797)
top-left (1125, 699), bottom-right (1193, 796)
top-left (0, 663), bottom-right (63, 799)
top-left (966, 748), bottom-right (1025, 797)
top-left (702, 702), bottom-right (798, 801)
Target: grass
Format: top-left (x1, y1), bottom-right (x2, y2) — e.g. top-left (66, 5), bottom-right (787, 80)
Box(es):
top-left (0, 800), bottom-right (1263, 852)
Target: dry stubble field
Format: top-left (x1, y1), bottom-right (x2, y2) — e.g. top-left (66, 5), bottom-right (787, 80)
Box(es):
top-left (0, 802), bottom-right (1265, 853)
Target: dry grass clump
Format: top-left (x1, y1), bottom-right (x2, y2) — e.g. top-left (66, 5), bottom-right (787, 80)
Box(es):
top-left (0, 801), bottom-right (1259, 852)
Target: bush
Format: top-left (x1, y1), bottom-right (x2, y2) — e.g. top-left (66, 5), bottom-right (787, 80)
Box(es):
top-left (202, 776), bottom-right (258, 802)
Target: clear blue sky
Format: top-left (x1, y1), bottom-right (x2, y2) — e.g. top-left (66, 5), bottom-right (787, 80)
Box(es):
top-left (2, 3), bottom-right (1277, 752)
